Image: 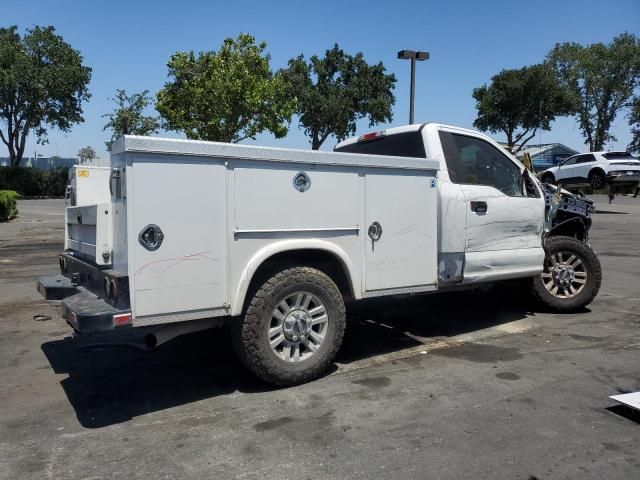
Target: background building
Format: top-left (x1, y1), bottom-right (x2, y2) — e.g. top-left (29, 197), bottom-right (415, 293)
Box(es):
top-left (516, 144), bottom-right (579, 172)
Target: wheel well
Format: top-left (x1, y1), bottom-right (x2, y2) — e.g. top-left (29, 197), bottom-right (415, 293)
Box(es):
top-left (548, 217), bottom-right (588, 241)
top-left (541, 172), bottom-right (555, 182)
top-left (589, 167), bottom-right (605, 178)
top-left (244, 249), bottom-right (354, 308)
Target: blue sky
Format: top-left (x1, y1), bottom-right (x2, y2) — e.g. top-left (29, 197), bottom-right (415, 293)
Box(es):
top-left (4, 0), bottom-right (640, 159)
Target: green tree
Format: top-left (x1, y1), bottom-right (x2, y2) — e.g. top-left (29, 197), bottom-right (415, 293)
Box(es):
top-left (156, 33), bottom-right (294, 143)
top-left (548, 33), bottom-right (640, 151)
top-left (103, 89), bottom-right (159, 150)
top-left (0, 26), bottom-right (91, 166)
top-left (472, 64), bottom-right (575, 154)
top-left (281, 45), bottom-right (396, 150)
top-left (628, 97), bottom-right (640, 154)
top-left (77, 146), bottom-right (97, 162)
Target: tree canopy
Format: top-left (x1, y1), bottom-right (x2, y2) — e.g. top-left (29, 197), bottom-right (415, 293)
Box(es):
top-left (156, 33), bottom-right (294, 143)
top-left (0, 26), bottom-right (91, 166)
top-left (77, 146), bottom-right (97, 162)
top-left (547, 33), bottom-right (640, 152)
top-left (629, 96), bottom-right (640, 154)
top-left (103, 89), bottom-right (160, 150)
top-left (472, 64), bottom-right (575, 154)
top-left (281, 45), bottom-right (396, 149)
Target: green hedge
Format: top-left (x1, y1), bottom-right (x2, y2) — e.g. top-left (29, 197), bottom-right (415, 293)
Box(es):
top-left (0, 190), bottom-right (18, 221)
top-left (0, 167), bottom-right (70, 197)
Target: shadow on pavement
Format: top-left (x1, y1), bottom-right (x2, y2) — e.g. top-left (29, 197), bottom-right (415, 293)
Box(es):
top-left (42, 282), bottom-right (535, 429)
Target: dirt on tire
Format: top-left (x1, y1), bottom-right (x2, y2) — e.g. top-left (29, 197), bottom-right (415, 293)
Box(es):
top-left (231, 266), bottom-right (346, 386)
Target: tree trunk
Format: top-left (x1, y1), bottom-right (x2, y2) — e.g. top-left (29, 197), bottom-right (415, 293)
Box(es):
top-left (505, 131), bottom-right (514, 153)
top-left (10, 130), bottom-right (26, 167)
top-left (311, 131), bottom-right (331, 150)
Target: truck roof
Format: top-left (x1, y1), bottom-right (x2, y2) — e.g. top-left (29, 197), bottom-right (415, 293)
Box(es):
top-left (111, 134), bottom-right (440, 171)
top-left (333, 122), bottom-right (485, 151)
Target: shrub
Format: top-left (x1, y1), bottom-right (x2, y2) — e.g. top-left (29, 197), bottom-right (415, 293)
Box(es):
top-left (0, 190), bottom-right (18, 221)
top-left (0, 167), bottom-right (70, 196)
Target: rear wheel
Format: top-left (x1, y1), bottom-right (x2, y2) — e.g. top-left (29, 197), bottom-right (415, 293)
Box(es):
top-left (232, 266), bottom-right (346, 386)
top-left (532, 236), bottom-right (601, 311)
top-left (589, 170), bottom-right (606, 189)
top-left (541, 172), bottom-right (556, 185)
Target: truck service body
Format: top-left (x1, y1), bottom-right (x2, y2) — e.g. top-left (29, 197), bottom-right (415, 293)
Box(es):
top-left (38, 123), bottom-right (600, 385)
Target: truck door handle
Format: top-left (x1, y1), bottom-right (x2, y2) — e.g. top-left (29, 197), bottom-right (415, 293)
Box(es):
top-left (470, 201), bottom-right (488, 213)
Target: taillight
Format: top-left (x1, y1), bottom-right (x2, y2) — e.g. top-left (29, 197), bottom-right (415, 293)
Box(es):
top-left (113, 313), bottom-right (131, 327)
top-left (358, 130), bottom-right (386, 142)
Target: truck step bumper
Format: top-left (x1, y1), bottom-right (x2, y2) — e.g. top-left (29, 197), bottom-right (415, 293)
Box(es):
top-left (37, 275), bottom-right (79, 301)
top-left (61, 288), bottom-right (132, 334)
top-left (37, 275), bottom-right (132, 333)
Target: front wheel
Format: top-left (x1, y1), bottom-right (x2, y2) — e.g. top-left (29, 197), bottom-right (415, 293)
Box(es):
top-left (532, 236), bottom-right (602, 311)
top-left (232, 266), bottom-right (346, 386)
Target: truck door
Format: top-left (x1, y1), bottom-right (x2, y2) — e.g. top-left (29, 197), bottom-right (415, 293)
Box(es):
top-left (438, 130), bottom-right (546, 282)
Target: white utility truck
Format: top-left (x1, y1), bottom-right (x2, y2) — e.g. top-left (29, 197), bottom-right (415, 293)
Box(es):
top-left (38, 123), bottom-right (601, 385)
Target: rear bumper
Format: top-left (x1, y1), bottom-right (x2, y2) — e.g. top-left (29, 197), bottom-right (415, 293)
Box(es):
top-left (37, 272), bottom-right (132, 334)
top-left (61, 286), bottom-right (131, 333)
top-left (607, 172), bottom-right (640, 184)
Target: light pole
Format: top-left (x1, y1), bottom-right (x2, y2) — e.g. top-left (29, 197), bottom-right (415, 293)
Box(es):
top-left (397, 50), bottom-right (429, 124)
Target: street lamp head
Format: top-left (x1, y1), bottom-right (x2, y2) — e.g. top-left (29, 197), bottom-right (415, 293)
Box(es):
top-left (397, 50), bottom-right (430, 61)
top-left (397, 50), bottom-right (416, 59)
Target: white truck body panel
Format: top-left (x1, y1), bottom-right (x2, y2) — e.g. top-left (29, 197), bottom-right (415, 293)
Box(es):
top-left (63, 166), bottom-right (115, 266)
top-left (65, 203), bottom-right (113, 265)
top-left (66, 165), bottom-right (112, 207)
top-left (110, 136), bottom-right (440, 325)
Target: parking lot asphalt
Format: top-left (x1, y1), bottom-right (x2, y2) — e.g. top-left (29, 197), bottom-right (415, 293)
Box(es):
top-left (0, 196), bottom-right (638, 479)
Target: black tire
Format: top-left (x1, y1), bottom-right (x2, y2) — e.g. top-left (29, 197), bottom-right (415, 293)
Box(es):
top-left (589, 170), bottom-right (606, 189)
top-left (232, 266), bottom-right (346, 386)
top-left (541, 172), bottom-right (556, 185)
top-left (532, 236), bottom-right (601, 311)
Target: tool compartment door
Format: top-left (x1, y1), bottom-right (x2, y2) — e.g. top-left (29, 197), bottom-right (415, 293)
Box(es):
top-left (130, 156), bottom-right (228, 319)
top-left (364, 170), bottom-right (438, 291)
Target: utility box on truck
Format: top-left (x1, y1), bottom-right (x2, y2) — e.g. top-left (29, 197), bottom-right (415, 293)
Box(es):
top-left (110, 136), bottom-right (440, 324)
top-left (38, 123), bottom-right (602, 385)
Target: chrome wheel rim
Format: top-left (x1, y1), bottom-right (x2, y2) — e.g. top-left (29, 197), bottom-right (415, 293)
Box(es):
top-left (267, 291), bottom-right (328, 362)
top-left (541, 251), bottom-right (588, 299)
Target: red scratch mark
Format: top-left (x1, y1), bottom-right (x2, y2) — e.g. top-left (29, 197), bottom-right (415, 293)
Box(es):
top-left (135, 251), bottom-right (220, 277)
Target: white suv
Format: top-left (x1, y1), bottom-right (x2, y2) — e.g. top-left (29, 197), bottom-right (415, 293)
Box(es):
top-left (539, 151), bottom-right (640, 189)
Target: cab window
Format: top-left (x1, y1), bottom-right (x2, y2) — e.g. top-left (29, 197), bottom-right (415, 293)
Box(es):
top-left (439, 131), bottom-right (523, 196)
top-left (334, 132), bottom-right (426, 158)
top-left (576, 154), bottom-right (596, 164)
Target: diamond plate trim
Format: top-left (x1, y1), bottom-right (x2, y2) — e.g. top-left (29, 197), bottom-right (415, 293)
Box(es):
top-left (133, 307), bottom-right (229, 327)
top-left (362, 284), bottom-right (438, 298)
